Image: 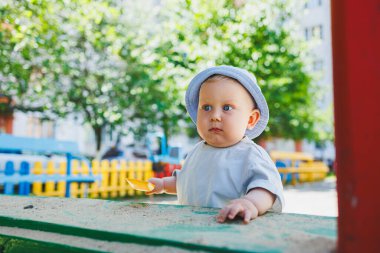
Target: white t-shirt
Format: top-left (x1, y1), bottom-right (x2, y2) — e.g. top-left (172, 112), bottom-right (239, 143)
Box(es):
top-left (174, 136), bottom-right (284, 212)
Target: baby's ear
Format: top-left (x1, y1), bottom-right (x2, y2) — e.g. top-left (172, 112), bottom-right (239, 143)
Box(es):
top-left (247, 109), bottom-right (260, 130)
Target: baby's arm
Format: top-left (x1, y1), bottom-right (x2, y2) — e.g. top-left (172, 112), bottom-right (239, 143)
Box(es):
top-left (146, 176), bottom-right (177, 195)
top-left (217, 188), bottom-right (275, 224)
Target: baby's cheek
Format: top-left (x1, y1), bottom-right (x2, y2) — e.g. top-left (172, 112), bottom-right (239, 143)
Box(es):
top-left (196, 125), bottom-right (206, 139)
top-left (227, 124), bottom-right (246, 140)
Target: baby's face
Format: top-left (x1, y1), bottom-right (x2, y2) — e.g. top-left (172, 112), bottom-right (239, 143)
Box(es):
top-left (197, 79), bottom-right (260, 148)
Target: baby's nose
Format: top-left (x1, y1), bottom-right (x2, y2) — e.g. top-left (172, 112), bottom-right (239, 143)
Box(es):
top-left (210, 109), bottom-right (222, 121)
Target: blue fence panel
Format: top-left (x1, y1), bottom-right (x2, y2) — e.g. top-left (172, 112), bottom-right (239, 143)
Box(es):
top-left (19, 161), bottom-right (30, 195)
top-left (0, 159), bottom-right (101, 196)
top-left (4, 161), bottom-right (15, 194)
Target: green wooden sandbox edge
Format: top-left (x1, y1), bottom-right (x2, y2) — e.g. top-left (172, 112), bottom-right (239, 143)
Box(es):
top-left (0, 216), bottom-right (242, 253)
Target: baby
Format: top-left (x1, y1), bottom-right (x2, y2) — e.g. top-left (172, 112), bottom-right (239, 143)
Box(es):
top-left (147, 66), bottom-right (284, 224)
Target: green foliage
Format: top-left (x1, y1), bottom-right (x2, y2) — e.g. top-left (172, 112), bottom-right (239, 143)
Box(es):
top-left (159, 0), bottom-right (320, 141)
top-left (0, 0), bottom-right (189, 150)
top-left (0, 0), bottom-right (60, 113)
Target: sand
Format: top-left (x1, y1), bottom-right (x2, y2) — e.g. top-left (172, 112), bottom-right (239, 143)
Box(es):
top-left (0, 195), bottom-right (336, 252)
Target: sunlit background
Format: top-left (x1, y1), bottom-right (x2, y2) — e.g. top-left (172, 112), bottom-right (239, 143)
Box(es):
top-left (0, 0), bottom-right (336, 216)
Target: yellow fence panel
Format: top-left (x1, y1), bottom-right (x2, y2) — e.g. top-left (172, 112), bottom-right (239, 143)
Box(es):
top-left (45, 161), bottom-right (56, 196)
top-left (110, 160), bottom-right (118, 198)
top-left (32, 161), bottom-right (43, 196)
top-left (127, 161), bottom-right (136, 196)
top-left (78, 161), bottom-right (90, 198)
top-left (70, 160), bottom-right (80, 198)
top-left (100, 160), bottom-right (110, 199)
top-left (90, 160), bottom-right (100, 198)
top-left (119, 160), bottom-right (127, 197)
top-left (57, 162), bottom-right (66, 197)
top-left (28, 159), bottom-right (154, 199)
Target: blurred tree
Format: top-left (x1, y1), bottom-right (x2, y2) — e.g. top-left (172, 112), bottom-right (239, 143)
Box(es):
top-left (1, 0), bottom-right (132, 150)
top-left (0, 0), bottom-right (189, 151)
top-left (123, 1), bottom-right (204, 143)
top-left (0, 0), bottom-right (61, 114)
top-left (1, 0), bottom-right (328, 152)
top-left (113, 1), bottom-right (191, 144)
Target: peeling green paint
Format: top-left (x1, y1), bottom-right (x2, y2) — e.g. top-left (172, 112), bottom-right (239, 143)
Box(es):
top-left (0, 235), bottom-right (98, 253)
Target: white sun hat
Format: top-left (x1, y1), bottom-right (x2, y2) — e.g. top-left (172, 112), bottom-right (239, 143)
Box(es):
top-left (185, 65), bottom-right (269, 139)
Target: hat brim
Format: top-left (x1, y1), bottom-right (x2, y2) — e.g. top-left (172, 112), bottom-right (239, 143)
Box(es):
top-left (185, 65), bottom-right (269, 139)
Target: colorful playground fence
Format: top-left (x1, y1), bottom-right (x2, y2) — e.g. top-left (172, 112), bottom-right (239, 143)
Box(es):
top-left (0, 159), bottom-right (181, 198)
top-left (270, 151), bottom-right (330, 185)
top-left (1, 150), bottom-right (327, 197)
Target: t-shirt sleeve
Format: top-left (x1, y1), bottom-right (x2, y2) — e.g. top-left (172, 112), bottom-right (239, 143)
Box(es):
top-left (245, 147), bottom-right (285, 212)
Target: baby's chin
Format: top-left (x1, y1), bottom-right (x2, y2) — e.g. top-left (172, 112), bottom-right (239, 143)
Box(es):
top-left (205, 138), bottom-right (242, 148)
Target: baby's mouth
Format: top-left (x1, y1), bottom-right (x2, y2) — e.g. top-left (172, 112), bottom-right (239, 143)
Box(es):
top-left (209, 127), bottom-right (223, 133)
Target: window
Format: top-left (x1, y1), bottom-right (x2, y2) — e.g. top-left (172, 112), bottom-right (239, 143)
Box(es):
top-left (305, 28), bottom-right (311, 41)
top-left (304, 0), bottom-right (323, 9)
top-left (312, 25), bottom-right (324, 40)
top-left (27, 115), bottom-right (55, 138)
top-left (304, 25), bottom-right (324, 41)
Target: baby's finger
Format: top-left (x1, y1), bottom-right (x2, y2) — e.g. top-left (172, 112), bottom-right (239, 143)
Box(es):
top-left (217, 207), bottom-right (231, 223)
top-left (145, 186), bottom-right (158, 195)
top-left (243, 209), bottom-right (252, 224)
top-left (145, 190), bottom-right (154, 195)
top-left (227, 205), bottom-right (243, 220)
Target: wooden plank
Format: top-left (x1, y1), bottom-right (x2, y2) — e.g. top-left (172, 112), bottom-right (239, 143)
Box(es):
top-left (0, 195), bottom-right (336, 253)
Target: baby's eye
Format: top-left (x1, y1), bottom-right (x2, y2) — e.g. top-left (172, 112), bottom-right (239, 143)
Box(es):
top-left (202, 105), bottom-right (212, 111)
top-left (223, 105), bottom-right (233, 111)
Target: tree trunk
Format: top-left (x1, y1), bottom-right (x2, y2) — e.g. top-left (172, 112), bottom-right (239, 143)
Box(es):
top-left (295, 140), bottom-right (303, 152)
top-left (94, 126), bottom-right (103, 151)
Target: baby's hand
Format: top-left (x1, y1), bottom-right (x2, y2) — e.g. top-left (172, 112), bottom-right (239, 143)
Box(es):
top-left (216, 198), bottom-right (259, 224)
top-left (145, 178), bottom-right (165, 195)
